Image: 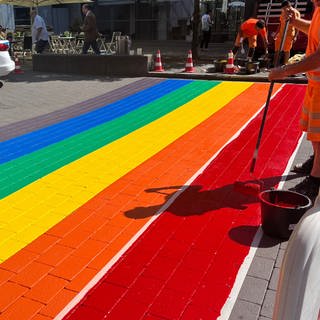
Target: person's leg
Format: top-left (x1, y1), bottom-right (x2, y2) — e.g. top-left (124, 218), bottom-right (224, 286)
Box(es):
top-left (204, 31), bottom-right (210, 49)
top-left (311, 141), bottom-right (320, 178)
top-left (292, 153), bottom-right (314, 173)
top-left (232, 33), bottom-right (241, 56)
top-left (273, 51), bottom-right (280, 66)
top-left (82, 41), bottom-right (90, 54)
top-left (200, 31), bottom-right (205, 49)
top-left (273, 37), bottom-right (280, 66)
top-left (247, 47), bottom-right (255, 60)
top-left (232, 46), bottom-right (239, 56)
top-left (35, 40), bottom-right (47, 54)
top-left (91, 40), bottom-right (100, 55)
top-left (289, 84), bottom-right (320, 202)
top-left (247, 36), bottom-right (257, 60)
top-left (272, 204), bottom-right (320, 320)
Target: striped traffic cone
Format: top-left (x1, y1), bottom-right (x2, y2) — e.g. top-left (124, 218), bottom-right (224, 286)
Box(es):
top-left (154, 49), bottom-right (164, 72)
top-left (224, 50), bottom-right (235, 74)
top-left (14, 54), bottom-right (24, 74)
top-left (184, 50), bottom-right (195, 73)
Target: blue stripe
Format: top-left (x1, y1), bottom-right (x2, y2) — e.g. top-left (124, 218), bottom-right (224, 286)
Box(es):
top-left (0, 79), bottom-right (192, 164)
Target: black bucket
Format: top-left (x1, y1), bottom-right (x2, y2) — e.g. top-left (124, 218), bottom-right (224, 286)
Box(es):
top-left (213, 59), bottom-right (227, 72)
top-left (259, 190), bottom-right (312, 239)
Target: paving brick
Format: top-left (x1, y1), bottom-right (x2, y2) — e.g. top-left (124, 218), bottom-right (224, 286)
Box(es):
top-left (237, 276), bottom-right (268, 305)
top-left (38, 288), bottom-right (77, 318)
top-left (255, 236), bottom-right (281, 260)
top-left (24, 275), bottom-right (68, 304)
top-left (269, 267), bottom-right (280, 291)
top-left (275, 248), bottom-right (286, 268)
top-left (247, 256), bottom-right (275, 281)
top-left (10, 261), bottom-right (53, 288)
top-left (0, 297), bottom-right (44, 320)
top-left (260, 289), bottom-right (276, 318)
top-left (228, 299), bottom-right (261, 320)
top-left (0, 74), bottom-right (140, 128)
top-left (0, 281), bottom-right (29, 312)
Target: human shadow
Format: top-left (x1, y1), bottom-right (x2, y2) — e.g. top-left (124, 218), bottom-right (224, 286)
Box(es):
top-left (124, 173), bottom-right (298, 220)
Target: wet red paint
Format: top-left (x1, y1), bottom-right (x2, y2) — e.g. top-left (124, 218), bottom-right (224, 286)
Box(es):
top-left (274, 201), bottom-right (298, 209)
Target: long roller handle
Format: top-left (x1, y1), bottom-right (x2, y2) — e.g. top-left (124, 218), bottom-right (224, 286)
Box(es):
top-left (250, 17), bottom-right (290, 174)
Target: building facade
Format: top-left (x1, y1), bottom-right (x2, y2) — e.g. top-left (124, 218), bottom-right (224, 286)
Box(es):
top-left (94, 0), bottom-right (247, 41)
top-left (11, 0), bottom-right (248, 41)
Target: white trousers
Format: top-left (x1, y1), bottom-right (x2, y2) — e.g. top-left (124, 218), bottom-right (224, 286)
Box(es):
top-left (273, 196), bottom-right (320, 320)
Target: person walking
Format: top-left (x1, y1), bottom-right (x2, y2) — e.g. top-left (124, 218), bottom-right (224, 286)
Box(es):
top-left (269, 0), bottom-right (320, 203)
top-left (0, 25), bottom-right (6, 40)
top-left (272, 1), bottom-right (300, 66)
top-left (232, 18), bottom-right (268, 60)
top-left (80, 4), bottom-right (100, 55)
top-left (30, 8), bottom-right (49, 54)
top-left (200, 10), bottom-right (212, 51)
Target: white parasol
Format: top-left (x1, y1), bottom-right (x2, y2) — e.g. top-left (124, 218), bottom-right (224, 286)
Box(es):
top-left (228, 1), bottom-right (245, 7)
top-left (0, 0), bottom-right (92, 7)
top-left (0, 4), bottom-right (15, 30)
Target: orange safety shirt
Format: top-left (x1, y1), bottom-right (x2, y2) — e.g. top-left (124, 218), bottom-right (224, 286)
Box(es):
top-left (240, 18), bottom-right (267, 38)
top-left (275, 13), bottom-right (296, 51)
top-left (300, 8), bottom-right (320, 141)
top-left (306, 7), bottom-right (320, 83)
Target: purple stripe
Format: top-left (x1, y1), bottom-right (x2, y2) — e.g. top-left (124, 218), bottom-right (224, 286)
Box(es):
top-left (0, 78), bottom-right (164, 141)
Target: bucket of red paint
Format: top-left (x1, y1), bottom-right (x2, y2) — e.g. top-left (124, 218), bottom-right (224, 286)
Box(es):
top-left (259, 190), bottom-right (312, 239)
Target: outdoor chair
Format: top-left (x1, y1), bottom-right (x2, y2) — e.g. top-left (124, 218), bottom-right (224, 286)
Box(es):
top-left (97, 34), bottom-right (108, 54)
top-left (49, 35), bottom-right (63, 54)
top-left (74, 35), bottom-right (84, 54)
top-left (10, 34), bottom-right (32, 60)
top-left (11, 35), bottom-right (24, 57)
top-left (105, 31), bottom-right (121, 54)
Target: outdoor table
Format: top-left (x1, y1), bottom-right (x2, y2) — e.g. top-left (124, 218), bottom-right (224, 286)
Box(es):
top-left (57, 36), bottom-right (77, 54)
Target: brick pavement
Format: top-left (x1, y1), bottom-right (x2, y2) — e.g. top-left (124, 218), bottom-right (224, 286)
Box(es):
top-left (0, 63), bottom-right (312, 320)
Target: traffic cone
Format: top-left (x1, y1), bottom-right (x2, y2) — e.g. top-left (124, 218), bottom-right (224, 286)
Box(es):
top-left (154, 49), bottom-right (164, 72)
top-left (14, 54), bottom-right (24, 74)
top-left (224, 50), bottom-right (235, 74)
top-left (184, 49), bottom-right (195, 73)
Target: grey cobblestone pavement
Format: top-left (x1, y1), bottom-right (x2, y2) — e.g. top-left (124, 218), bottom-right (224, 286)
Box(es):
top-left (0, 43), bottom-right (312, 319)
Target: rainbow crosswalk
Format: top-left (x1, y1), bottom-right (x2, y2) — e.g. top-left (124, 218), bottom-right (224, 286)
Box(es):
top-left (0, 79), bottom-right (306, 320)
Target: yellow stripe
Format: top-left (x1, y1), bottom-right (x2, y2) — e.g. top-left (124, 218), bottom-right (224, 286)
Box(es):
top-left (0, 81), bottom-right (253, 261)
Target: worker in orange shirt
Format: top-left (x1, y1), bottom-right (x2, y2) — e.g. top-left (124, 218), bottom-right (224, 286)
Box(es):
top-left (232, 18), bottom-right (269, 60)
top-left (269, 0), bottom-right (320, 203)
top-left (273, 1), bottom-right (301, 66)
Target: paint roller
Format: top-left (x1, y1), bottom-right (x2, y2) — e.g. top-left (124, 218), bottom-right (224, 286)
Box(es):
top-left (234, 6), bottom-right (294, 196)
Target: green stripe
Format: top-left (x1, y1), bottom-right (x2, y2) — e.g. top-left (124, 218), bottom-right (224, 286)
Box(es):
top-left (0, 80), bottom-right (220, 198)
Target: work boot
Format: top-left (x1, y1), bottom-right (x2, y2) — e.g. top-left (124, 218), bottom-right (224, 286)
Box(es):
top-left (292, 155), bottom-right (314, 174)
top-left (288, 175), bottom-right (320, 203)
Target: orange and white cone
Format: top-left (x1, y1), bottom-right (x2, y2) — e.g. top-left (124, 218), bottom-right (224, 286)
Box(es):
top-left (225, 50), bottom-right (235, 74)
top-left (14, 55), bottom-right (24, 74)
top-left (154, 49), bottom-right (164, 72)
top-left (184, 50), bottom-right (195, 73)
